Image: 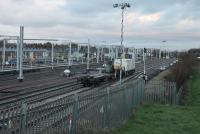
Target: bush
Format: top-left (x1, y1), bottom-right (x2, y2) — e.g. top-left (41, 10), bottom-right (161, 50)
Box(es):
top-left (164, 52), bottom-right (198, 105)
top-left (164, 52), bottom-right (198, 89)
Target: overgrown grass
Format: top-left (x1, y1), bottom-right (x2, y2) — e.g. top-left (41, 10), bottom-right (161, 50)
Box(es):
top-left (186, 66), bottom-right (200, 106)
top-left (111, 65), bottom-right (200, 134)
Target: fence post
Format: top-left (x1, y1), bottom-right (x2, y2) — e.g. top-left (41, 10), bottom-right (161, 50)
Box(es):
top-left (135, 80), bottom-right (138, 106)
top-left (20, 103), bottom-right (27, 134)
top-left (71, 93), bottom-right (78, 134)
top-left (140, 79), bottom-right (144, 103)
top-left (176, 87), bottom-right (182, 105)
top-left (123, 84), bottom-right (127, 120)
top-left (131, 81), bottom-right (135, 109)
top-left (173, 82), bottom-right (177, 105)
top-left (104, 87), bottom-right (110, 128)
top-left (176, 87), bottom-right (179, 105)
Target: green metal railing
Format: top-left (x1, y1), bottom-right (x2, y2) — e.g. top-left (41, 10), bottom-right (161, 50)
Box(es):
top-left (0, 79), bottom-right (182, 134)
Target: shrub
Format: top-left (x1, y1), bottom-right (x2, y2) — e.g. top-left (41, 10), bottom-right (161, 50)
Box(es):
top-left (164, 52), bottom-right (198, 89)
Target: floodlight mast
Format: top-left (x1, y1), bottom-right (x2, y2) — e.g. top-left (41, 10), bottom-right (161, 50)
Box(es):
top-left (113, 2), bottom-right (131, 85)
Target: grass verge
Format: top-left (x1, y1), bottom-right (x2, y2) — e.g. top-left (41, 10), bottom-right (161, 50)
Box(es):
top-left (111, 66), bottom-right (200, 134)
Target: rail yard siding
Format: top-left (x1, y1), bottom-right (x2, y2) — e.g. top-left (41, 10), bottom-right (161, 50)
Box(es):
top-left (0, 78), bottom-right (181, 134)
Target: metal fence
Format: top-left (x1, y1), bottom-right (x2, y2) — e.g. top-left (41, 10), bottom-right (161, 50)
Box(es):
top-left (0, 79), bottom-right (182, 134)
top-left (144, 81), bottom-right (176, 104)
top-left (144, 80), bottom-right (182, 105)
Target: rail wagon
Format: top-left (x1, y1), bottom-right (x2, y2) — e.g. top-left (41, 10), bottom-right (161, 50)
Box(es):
top-left (114, 54), bottom-right (135, 76)
top-left (78, 73), bottom-right (108, 87)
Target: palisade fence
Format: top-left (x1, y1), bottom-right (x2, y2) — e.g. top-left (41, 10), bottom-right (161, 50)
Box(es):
top-left (0, 79), bottom-right (182, 134)
top-left (144, 80), bottom-right (183, 105)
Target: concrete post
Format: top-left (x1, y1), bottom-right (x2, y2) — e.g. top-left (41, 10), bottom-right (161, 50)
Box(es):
top-left (87, 39), bottom-right (90, 70)
top-left (97, 46), bottom-right (99, 64)
top-left (1, 39), bottom-right (6, 70)
top-left (109, 45), bottom-right (111, 60)
top-left (143, 48), bottom-right (146, 75)
top-left (2, 39), bottom-right (6, 65)
top-left (116, 47), bottom-right (118, 59)
top-left (16, 37), bottom-right (20, 71)
top-left (77, 44), bottom-right (80, 62)
top-left (101, 47), bottom-right (103, 61)
top-left (111, 46), bottom-right (115, 60)
top-left (69, 40), bottom-right (72, 66)
top-left (159, 47), bottom-right (161, 60)
top-left (18, 26), bottom-right (24, 81)
top-left (51, 43), bottom-right (54, 69)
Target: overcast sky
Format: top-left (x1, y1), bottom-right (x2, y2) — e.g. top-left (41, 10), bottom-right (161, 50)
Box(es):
top-left (0, 0), bottom-right (200, 50)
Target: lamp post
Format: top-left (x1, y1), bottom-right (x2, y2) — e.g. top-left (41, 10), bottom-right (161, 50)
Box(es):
top-left (113, 2), bottom-right (131, 84)
top-left (69, 40), bottom-right (72, 66)
top-left (87, 39), bottom-right (90, 70)
top-left (143, 48), bottom-right (146, 75)
top-left (97, 46), bottom-right (100, 64)
top-left (162, 40), bottom-right (166, 67)
top-left (2, 39), bottom-right (6, 70)
top-left (51, 43), bottom-right (54, 70)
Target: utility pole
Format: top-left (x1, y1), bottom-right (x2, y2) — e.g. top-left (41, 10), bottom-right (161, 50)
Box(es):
top-left (17, 37), bottom-right (20, 71)
top-left (162, 40), bottom-right (166, 67)
top-left (17, 26), bottom-right (24, 82)
top-left (69, 40), bottom-right (72, 66)
top-left (159, 46), bottom-right (161, 60)
top-left (116, 47), bottom-right (118, 59)
top-left (97, 46), bottom-right (99, 64)
top-left (0, 35), bottom-right (20, 71)
top-left (87, 39), bottom-right (90, 70)
top-left (77, 44), bottom-right (80, 62)
top-left (2, 39), bottom-right (6, 70)
top-left (101, 47), bottom-right (103, 62)
top-left (143, 48), bottom-right (146, 75)
top-left (113, 2), bottom-right (131, 84)
top-left (51, 43), bottom-right (54, 70)
top-left (156, 49), bottom-right (158, 59)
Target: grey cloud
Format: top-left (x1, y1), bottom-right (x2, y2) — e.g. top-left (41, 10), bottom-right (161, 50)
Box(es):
top-left (0, 0), bottom-right (199, 50)
top-left (134, 0), bottom-right (187, 14)
top-left (65, 0), bottom-right (119, 15)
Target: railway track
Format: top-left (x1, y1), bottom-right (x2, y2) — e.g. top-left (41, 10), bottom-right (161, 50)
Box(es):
top-left (0, 80), bottom-right (112, 134)
top-left (0, 63), bottom-right (101, 94)
top-left (0, 59), bottom-right (174, 108)
top-left (0, 58), bottom-right (175, 134)
top-left (0, 79), bottom-right (81, 108)
top-left (0, 63), bottom-right (101, 82)
top-left (121, 58), bottom-right (175, 83)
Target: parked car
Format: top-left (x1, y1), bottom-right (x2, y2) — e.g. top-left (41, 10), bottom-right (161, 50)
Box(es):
top-left (170, 63), bottom-right (174, 66)
top-left (159, 66), bottom-right (166, 71)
